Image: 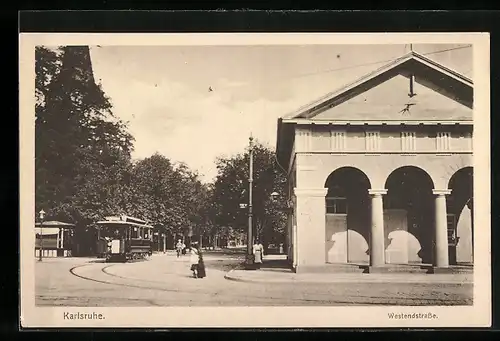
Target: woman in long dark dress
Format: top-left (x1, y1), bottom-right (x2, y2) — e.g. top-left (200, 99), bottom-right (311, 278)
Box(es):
top-left (197, 246), bottom-right (206, 278)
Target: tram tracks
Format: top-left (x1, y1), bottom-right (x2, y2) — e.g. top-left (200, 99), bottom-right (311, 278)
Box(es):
top-left (67, 261), bottom-right (457, 306)
top-left (67, 262), bottom-right (310, 304)
top-left (69, 263), bottom-right (181, 294)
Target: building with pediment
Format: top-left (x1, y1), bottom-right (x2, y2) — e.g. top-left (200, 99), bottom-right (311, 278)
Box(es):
top-left (276, 51), bottom-right (473, 274)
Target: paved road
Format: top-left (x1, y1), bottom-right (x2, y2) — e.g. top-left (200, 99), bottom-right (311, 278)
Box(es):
top-left (35, 251), bottom-right (473, 307)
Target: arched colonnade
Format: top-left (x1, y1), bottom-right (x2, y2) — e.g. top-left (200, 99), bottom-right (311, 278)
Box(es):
top-left (322, 165), bottom-right (473, 269)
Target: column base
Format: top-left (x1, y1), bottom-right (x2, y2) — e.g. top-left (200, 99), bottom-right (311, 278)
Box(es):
top-left (364, 266), bottom-right (391, 274)
top-left (427, 266), bottom-right (453, 274)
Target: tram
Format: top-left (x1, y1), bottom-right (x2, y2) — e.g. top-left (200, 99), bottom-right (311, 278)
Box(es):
top-left (96, 215), bottom-right (154, 262)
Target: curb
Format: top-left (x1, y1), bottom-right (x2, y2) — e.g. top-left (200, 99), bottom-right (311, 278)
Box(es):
top-left (224, 269), bottom-right (474, 285)
top-left (224, 269), bottom-right (287, 284)
top-left (224, 270), bottom-right (244, 282)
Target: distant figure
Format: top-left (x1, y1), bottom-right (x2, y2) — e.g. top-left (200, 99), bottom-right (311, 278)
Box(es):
top-left (176, 239), bottom-right (185, 258)
top-left (190, 242), bottom-right (200, 278)
top-left (279, 243), bottom-right (284, 254)
top-left (253, 239), bottom-right (264, 269)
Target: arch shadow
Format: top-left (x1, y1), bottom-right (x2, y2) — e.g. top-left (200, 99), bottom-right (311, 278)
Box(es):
top-left (325, 167), bottom-right (371, 264)
top-left (447, 166), bottom-right (473, 264)
top-left (384, 166), bottom-right (435, 264)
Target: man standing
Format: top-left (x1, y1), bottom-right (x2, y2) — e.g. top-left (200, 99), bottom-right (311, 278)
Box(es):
top-left (176, 239), bottom-right (185, 258)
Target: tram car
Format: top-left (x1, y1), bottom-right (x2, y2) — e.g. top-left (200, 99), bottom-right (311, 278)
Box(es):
top-left (96, 215), bottom-right (154, 262)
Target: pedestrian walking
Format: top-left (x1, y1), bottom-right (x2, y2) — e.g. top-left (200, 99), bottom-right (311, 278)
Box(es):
top-left (253, 239), bottom-right (264, 269)
top-left (176, 239), bottom-right (185, 258)
top-left (197, 246), bottom-right (206, 279)
top-left (190, 242), bottom-right (200, 278)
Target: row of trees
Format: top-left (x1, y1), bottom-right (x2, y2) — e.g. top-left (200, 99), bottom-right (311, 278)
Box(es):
top-left (35, 45), bottom-right (288, 254)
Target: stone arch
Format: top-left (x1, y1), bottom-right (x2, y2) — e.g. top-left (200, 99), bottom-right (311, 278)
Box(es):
top-left (436, 155), bottom-right (473, 190)
top-left (447, 166), bottom-right (473, 264)
top-left (383, 166), bottom-right (435, 264)
top-left (382, 164), bottom-right (436, 190)
top-left (324, 166), bottom-right (372, 189)
top-left (324, 166), bottom-right (371, 264)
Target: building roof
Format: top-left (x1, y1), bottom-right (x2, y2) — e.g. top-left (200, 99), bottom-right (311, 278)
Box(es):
top-left (283, 51), bottom-right (472, 120)
top-left (275, 51), bottom-right (474, 168)
top-left (96, 215), bottom-right (154, 229)
top-left (34, 227), bottom-right (61, 235)
top-left (103, 215), bottom-right (148, 225)
top-left (35, 221), bottom-right (75, 228)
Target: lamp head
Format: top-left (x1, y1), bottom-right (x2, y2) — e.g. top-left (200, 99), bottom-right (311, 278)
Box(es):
top-left (39, 209), bottom-right (46, 220)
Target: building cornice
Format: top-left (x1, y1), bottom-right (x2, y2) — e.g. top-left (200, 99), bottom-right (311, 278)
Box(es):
top-left (294, 188), bottom-right (328, 197)
top-left (295, 151), bottom-right (473, 156)
top-left (283, 119), bottom-right (473, 126)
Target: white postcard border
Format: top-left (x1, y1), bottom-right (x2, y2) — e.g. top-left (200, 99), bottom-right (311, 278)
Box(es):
top-left (19, 32), bottom-right (491, 328)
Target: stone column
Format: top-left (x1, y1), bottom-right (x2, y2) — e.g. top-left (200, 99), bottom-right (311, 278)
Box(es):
top-left (433, 189), bottom-right (452, 271)
top-left (293, 188), bottom-right (328, 272)
top-left (368, 189), bottom-right (387, 270)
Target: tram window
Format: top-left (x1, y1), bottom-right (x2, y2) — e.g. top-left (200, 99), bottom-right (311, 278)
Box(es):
top-left (132, 227), bottom-right (140, 239)
top-left (326, 197), bottom-right (348, 214)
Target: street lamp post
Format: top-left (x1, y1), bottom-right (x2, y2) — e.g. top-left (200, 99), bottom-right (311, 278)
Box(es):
top-left (245, 135), bottom-right (255, 269)
top-left (38, 209), bottom-right (46, 262)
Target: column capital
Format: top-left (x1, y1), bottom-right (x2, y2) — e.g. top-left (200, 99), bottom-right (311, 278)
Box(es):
top-left (293, 188), bottom-right (328, 197)
top-left (368, 189), bottom-right (388, 196)
top-left (432, 189), bottom-right (452, 196)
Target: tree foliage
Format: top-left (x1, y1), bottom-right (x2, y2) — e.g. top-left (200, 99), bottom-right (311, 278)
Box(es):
top-left (127, 154), bottom-right (211, 237)
top-left (35, 45), bottom-right (287, 254)
top-left (35, 46), bottom-right (134, 224)
top-left (211, 142), bottom-right (288, 245)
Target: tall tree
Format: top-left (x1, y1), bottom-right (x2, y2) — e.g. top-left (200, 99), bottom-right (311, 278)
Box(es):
top-left (211, 142), bottom-right (288, 247)
top-left (128, 154), bottom-right (210, 241)
top-left (35, 45), bottom-right (134, 224)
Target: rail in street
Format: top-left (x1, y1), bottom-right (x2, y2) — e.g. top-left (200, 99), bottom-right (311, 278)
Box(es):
top-left (35, 251), bottom-right (473, 307)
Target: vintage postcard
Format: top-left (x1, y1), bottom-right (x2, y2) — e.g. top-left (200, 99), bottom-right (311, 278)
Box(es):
top-left (19, 32), bottom-right (491, 328)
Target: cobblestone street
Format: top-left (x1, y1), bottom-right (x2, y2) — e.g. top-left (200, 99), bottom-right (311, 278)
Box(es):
top-left (35, 251), bottom-right (473, 307)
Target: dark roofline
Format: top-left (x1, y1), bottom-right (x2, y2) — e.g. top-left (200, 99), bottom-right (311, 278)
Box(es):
top-left (282, 51), bottom-right (473, 120)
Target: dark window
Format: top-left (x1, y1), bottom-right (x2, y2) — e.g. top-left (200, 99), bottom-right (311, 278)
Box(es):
top-left (326, 197), bottom-right (348, 214)
top-left (447, 214), bottom-right (457, 245)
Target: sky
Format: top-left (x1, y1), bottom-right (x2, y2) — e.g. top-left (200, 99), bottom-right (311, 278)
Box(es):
top-left (88, 43), bottom-right (472, 183)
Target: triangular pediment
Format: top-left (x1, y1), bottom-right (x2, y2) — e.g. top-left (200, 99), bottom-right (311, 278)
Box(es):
top-left (313, 73), bottom-right (472, 121)
top-left (284, 52), bottom-right (473, 122)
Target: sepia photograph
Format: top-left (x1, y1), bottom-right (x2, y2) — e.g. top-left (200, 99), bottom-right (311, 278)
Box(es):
top-left (19, 33), bottom-right (490, 328)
